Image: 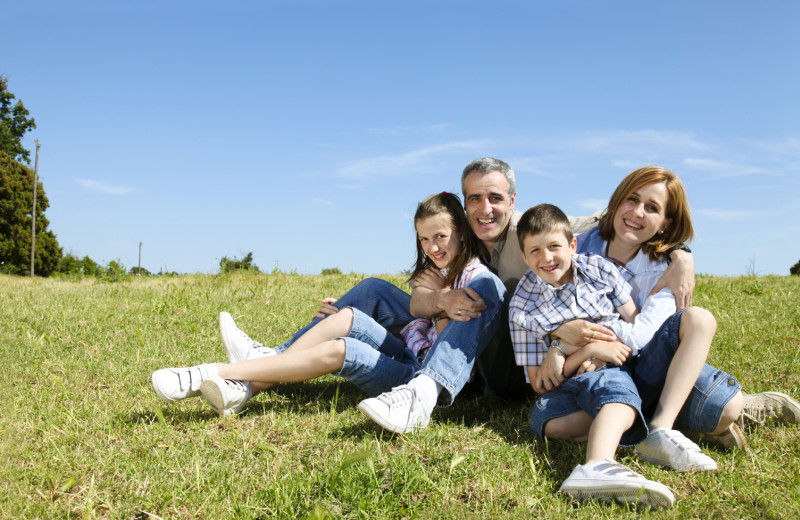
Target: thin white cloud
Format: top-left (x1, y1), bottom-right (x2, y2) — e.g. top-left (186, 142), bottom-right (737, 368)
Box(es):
top-left (749, 136), bottom-right (800, 156)
top-left (564, 130), bottom-right (711, 154)
top-left (683, 158), bottom-right (776, 178)
top-left (76, 178), bottom-right (134, 195)
top-left (312, 198), bottom-right (334, 206)
top-left (369, 124), bottom-right (452, 137)
top-left (340, 140), bottom-right (488, 179)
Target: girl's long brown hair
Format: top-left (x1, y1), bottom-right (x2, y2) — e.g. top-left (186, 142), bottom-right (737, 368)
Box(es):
top-left (407, 192), bottom-right (481, 288)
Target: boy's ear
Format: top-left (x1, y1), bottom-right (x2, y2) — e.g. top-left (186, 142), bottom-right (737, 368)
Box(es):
top-left (569, 236), bottom-right (577, 254)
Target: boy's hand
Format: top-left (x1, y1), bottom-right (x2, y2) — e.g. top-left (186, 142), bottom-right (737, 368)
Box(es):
top-left (534, 348), bottom-right (566, 393)
top-left (577, 358), bottom-right (608, 375)
top-left (313, 297), bottom-right (339, 319)
top-left (553, 319), bottom-right (616, 346)
top-left (587, 341), bottom-right (631, 366)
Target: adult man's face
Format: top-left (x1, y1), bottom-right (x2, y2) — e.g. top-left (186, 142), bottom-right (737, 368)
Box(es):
top-left (463, 170), bottom-right (516, 253)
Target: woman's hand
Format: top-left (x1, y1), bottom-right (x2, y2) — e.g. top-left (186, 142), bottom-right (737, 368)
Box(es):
top-left (553, 319), bottom-right (617, 346)
top-left (650, 249), bottom-right (695, 309)
top-left (312, 297), bottom-right (339, 319)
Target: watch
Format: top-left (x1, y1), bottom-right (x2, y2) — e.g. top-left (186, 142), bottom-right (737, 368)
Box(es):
top-left (549, 339), bottom-right (566, 356)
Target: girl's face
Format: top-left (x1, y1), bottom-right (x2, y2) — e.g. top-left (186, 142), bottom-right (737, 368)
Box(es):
top-left (612, 181), bottom-right (672, 247)
top-left (416, 213), bottom-right (462, 269)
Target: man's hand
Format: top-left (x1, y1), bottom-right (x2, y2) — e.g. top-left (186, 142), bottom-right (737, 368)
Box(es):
top-left (650, 249), bottom-right (695, 309)
top-left (312, 297), bottom-right (339, 320)
top-left (553, 319), bottom-right (616, 346)
top-left (436, 287), bottom-right (486, 321)
top-left (413, 267), bottom-right (446, 291)
top-left (533, 348), bottom-right (566, 394)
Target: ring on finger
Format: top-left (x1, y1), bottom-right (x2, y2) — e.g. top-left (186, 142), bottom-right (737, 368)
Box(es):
top-left (457, 309), bottom-right (462, 316)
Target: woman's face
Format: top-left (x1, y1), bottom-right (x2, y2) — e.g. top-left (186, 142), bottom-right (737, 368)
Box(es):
top-left (612, 181), bottom-right (671, 247)
top-left (416, 213), bottom-right (461, 269)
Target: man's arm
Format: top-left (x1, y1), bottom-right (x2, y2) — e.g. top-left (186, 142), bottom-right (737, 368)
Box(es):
top-left (410, 270), bottom-right (487, 321)
top-left (649, 249), bottom-right (695, 309)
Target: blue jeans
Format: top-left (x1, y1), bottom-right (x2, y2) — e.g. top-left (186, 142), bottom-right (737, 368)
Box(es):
top-left (333, 308), bottom-right (419, 396)
top-left (275, 274), bottom-right (508, 406)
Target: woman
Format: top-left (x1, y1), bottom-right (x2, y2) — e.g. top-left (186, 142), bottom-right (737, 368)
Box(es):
top-left (532, 167), bottom-right (744, 506)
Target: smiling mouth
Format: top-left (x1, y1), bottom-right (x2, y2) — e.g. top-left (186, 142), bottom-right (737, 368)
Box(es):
top-left (540, 264), bottom-right (559, 274)
top-left (477, 217), bottom-right (496, 226)
top-left (623, 219), bottom-right (643, 231)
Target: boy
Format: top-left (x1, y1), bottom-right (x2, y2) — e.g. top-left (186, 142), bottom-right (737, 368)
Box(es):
top-left (508, 204), bottom-right (716, 508)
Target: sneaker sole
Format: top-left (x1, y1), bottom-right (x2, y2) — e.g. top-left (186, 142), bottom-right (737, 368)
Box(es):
top-left (745, 392), bottom-right (800, 424)
top-left (357, 400), bottom-right (419, 434)
top-left (560, 481), bottom-right (674, 508)
top-left (200, 379), bottom-right (228, 416)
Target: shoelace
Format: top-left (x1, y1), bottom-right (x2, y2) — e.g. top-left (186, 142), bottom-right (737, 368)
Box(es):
top-left (376, 387), bottom-right (416, 407)
top-left (232, 328), bottom-right (274, 356)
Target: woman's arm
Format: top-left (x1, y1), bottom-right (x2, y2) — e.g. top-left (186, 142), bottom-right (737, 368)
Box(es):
top-left (648, 249), bottom-right (695, 309)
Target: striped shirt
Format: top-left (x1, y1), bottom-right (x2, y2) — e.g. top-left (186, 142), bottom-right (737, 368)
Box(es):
top-left (401, 258), bottom-right (489, 361)
top-left (509, 253), bottom-right (633, 367)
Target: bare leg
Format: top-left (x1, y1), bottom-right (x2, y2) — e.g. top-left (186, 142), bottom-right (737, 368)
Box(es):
top-left (649, 307), bottom-right (716, 430)
top-left (218, 338), bottom-right (346, 385)
top-left (712, 390), bottom-right (744, 435)
top-left (237, 308), bottom-right (355, 394)
top-left (544, 410), bottom-right (594, 442)
top-left (585, 403), bottom-right (636, 462)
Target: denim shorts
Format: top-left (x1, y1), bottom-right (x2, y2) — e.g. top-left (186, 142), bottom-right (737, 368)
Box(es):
top-left (530, 309), bottom-right (742, 445)
top-left (529, 364), bottom-right (649, 446)
top-left (333, 307), bottom-right (419, 397)
top-left (632, 309), bottom-right (741, 433)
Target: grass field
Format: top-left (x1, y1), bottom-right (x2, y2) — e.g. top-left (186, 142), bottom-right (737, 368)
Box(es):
top-left (1, 272), bottom-right (799, 519)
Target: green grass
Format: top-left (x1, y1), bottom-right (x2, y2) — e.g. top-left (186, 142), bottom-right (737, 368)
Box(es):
top-left (1, 272), bottom-right (798, 519)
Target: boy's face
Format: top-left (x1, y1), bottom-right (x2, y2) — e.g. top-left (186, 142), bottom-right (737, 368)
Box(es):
top-left (520, 231), bottom-right (577, 287)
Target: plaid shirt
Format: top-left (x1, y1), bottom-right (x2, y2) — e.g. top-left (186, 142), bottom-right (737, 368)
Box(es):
top-left (509, 253), bottom-right (633, 367)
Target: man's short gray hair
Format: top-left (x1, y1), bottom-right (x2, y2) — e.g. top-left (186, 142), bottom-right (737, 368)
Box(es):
top-left (460, 157), bottom-right (516, 197)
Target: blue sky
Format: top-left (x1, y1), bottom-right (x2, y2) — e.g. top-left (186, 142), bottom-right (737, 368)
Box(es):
top-left (5, 1), bottom-right (799, 276)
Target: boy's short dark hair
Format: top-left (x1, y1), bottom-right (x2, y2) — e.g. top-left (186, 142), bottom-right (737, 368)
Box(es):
top-left (517, 204), bottom-right (574, 250)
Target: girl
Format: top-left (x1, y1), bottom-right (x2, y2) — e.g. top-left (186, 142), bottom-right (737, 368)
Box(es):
top-left (151, 192), bottom-right (491, 416)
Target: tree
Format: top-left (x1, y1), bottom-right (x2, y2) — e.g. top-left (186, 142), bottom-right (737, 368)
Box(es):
top-left (791, 259), bottom-right (800, 276)
top-left (0, 152), bottom-right (62, 276)
top-left (219, 252), bottom-right (260, 273)
top-left (0, 76), bottom-right (36, 163)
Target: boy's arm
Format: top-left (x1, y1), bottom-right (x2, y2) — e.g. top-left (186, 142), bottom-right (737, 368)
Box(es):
top-left (616, 298), bottom-right (638, 324)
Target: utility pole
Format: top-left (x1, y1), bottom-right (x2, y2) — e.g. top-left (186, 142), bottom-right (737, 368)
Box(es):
top-left (138, 242), bottom-right (142, 276)
top-left (30, 139), bottom-right (40, 277)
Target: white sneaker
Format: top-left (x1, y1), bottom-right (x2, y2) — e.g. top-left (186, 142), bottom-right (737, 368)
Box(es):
top-left (219, 312), bottom-right (276, 363)
top-left (151, 363), bottom-right (218, 403)
top-left (560, 459), bottom-right (675, 508)
top-left (200, 376), bottom-right (253, 416)
top-left (635, 428), bottom-right (717, 471)
top-left (358, 385), bottom-right (431, 434)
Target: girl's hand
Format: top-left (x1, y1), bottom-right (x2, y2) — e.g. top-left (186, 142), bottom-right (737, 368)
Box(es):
top-left (413, 267), bottom-right (445, 291)
top-left (313, 297), bottom-right (339, 319)
top-left (553, 320), bottom-right (616, 346)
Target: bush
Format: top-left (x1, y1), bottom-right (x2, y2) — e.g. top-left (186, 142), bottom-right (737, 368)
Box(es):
top-left (321, 267), bottom-right (342, 275)
top-left (791, 259), bottom-right (800, 276)
top-left (219, 252), bottom-right (260, 274)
